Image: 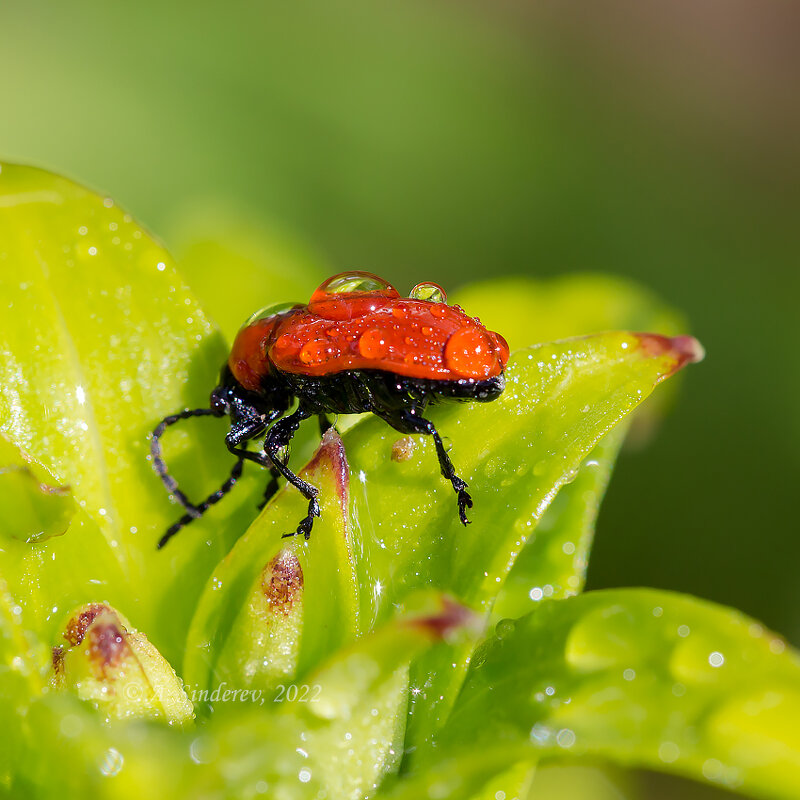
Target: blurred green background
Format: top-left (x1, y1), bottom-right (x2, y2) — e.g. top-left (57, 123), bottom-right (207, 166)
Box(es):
top-left (1, 1), bottom-right (797, 795)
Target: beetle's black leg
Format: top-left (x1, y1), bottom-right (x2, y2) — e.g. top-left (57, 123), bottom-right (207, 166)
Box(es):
top-left (257, 446), bottom-right (293, 510)
top-left (227, 406), bottom-right (319, 538)
top-left (157, 458), bottom-right (245, 549)
top-left (318, 414), bottom-right (333, 437)
top-left (223, 409), bottom-right (281, 510)
top-left (268, 407), bottom-right (320, 539)
top-left (151, 407), bottom-right (217, 516)
top-left (257, 464), bottom-right (282, 510)
top-left (393, 410), bottom-right (473, 525)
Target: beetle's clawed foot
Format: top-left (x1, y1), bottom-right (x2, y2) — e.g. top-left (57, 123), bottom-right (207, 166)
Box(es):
top-left (457, 489), bottom-right (473, 525)
top-left (282, 496), bottom-right (321, 540)
top-left (448, 475), bottom-right (472, 525)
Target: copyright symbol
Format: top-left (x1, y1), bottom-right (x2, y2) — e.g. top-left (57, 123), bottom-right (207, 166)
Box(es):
top-left (121, 682), bottom-right (143, 701)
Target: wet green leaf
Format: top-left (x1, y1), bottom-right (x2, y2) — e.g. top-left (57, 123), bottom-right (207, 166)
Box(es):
top-left (188, 322), bottom-right (701, 762)
top-left (186, 429), bottom-right (363, 695)
top-left (294, 593), bottom-right (475, 799)
top-left (489, 425), bottom-right (626, 622)
top-left (435, 589), bottom-right (800, 800)
top-left (0, 435), bottom-right (76, 544)
top-left (350, 332), bottom-right (701, 752)
top-left (452, 276), bottom-right (685, 623)
top-left (4, 162), bottom-right (754, 800)
top-left (0, 162), bottom-right (264, 663)
top-left (3, 689), bottom-right (317, 800)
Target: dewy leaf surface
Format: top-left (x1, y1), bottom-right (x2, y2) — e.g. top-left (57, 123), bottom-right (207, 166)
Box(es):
top-left (292, 593), bottom-right (475, 800)
top-left (453, 276), bottom-right (685, 622)
top-left (188, 324), bottom-right (701, 758)
top-left (354, 333), bottom-right (700, 752)
top-left (0, 162), bottom-right (261, 661)
top-left (347, 332), bottom-right (700, 623)
top-left (0, 435), bottom-right (76, 544)
top-left (436, 589), bottom-right (800, 800)
top-left (186, 429), bottom-right (362, 693)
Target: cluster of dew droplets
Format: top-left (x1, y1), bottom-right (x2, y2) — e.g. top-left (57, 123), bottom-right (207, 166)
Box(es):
top-left (272, 271), bottom-right (506, 376)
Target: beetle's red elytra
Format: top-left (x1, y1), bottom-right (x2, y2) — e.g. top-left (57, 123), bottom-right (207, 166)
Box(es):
top-left (229, 273), bottom-right (508, 389)
top-left (151, 271), bottom-right (510, 548)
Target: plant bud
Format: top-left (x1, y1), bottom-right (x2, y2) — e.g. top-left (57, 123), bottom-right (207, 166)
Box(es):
top-left (52, 603), bottom-right (193, 724)
top-left (215, 548), bottom-right (304, 691)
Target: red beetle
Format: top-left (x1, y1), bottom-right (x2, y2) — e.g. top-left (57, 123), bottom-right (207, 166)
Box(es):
top-left (151, 272), bottom-right (510, 548)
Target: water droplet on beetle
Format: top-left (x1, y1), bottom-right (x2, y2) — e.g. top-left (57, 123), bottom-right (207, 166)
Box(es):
top-left (310, 271), bottom-right (398, 304)
top-left (358, 329), bottom-right (388, 359)
top-left (299, 340), bottom-right (338, 366)
top-left (409, 281), bottom-right (447, 303)
top-left (244, 301), bottom-right (299, 328)
top-left (274, 333), bottom-right (298, 354)
top-left (444, 327), bottom-right (496, 377)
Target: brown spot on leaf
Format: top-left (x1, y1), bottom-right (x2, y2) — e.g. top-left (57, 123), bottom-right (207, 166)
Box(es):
top-left (302, 427), bottom-right (351, 527)
top-left (262, 550), bottom-right (303, 615)
top-left (305, 428), bottom-right (349, 487)
top-left (63, 603), bottom-right (108, 646)
top-left (635, 333), bottom-right (705, 373)
top-left (407, 597), bottom-right (476, 641)
top-left (391, 436), bottom-right (416, 462)
top-left (86, 619), bottom-right (131, 677)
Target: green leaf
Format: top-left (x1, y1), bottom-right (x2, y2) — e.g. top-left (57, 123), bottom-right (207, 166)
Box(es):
top-left (452, 276), bottom-right (686, 620)
top-left (435, 589), bottom-right (800, 800)
top-left (353, 332), bottom-right (701, 753)
top-left (0, 435), bottom-right (76, 544)
top-left (1, 163), bottom-right (723, 799)
top-left (186, 429), bottom-right (363, 695)
top-left (2, 690), bottom-right (317, 800)
top-left (295, 593), bottom-right (476, 800)
top-left (0, 162), bottom-right (262, 663)
top-left (489, 424), bottom-right (627, 622)
top-left (188, 323), bottom-right (701, 760)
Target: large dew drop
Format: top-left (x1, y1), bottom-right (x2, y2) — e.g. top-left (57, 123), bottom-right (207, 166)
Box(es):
top-left (309, 271), bottom-right (398, 305)
top-left (308, 271), bottom-right (400, 321)
top-left (243, 300), bottom-right (300, 328)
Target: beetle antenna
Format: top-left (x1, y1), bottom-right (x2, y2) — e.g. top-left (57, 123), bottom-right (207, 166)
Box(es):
top-left (151, 408), bottom-right (217, 514)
